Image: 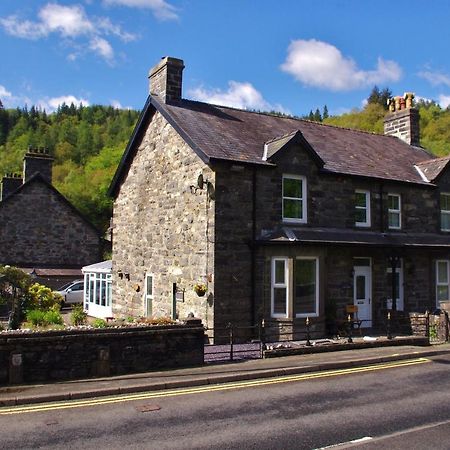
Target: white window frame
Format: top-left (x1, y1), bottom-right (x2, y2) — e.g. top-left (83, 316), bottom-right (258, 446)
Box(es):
top-left (282, 174), bottom-right (307, 224)
top-left (440, 193), bottom-right (450, 232)
top-left (388, 193), bottom-right (401, 230)
top-left (355, 190), bottom-right (371, 227)
top-left (436, 260), bottom-right (450, 307)
top-left (271, 258), bottom-right (289, 318)
top-left (295, 257), bottom-right (319, 318)
top-left (144, 273), bottom-right (154, 317)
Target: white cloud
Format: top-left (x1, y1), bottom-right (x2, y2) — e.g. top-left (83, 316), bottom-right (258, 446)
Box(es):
top-left (0, 84), bottom-right (33, 108)
top-left (89, 36), bottom-right (114, 62)
top-left (37, 95), bottom-right (90, 112)
top-left (110, 99), bottom-right (133, 109)
top-left (419, 70), bottom-right (450, 88)
top-left (38, 3), bottom-right (94, 37)
top-left (281, 39), bottom-right (402, 91)
top-left (188, 81), bottom-right (287, 113)
top-left (103, 0), bottom-right (178, 21)
top-left (0, 85), bottom-right (13, 100)
top-left (439, 95), bottom-right (450, 109)
top-left (0, 3), bottom-right (136, 62)
top-left (0, 83), bottom-right (89, 111)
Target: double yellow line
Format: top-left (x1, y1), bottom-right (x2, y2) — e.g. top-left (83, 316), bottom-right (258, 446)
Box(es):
top-left (0, 358), bottom-right (430, 415)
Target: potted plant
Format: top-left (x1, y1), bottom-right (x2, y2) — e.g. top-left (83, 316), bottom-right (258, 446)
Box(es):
top-left (194, 283), bottom-right (207, 297)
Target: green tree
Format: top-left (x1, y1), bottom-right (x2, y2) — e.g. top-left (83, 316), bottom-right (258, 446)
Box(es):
top-left (367, 86), bottom-right (392, 110)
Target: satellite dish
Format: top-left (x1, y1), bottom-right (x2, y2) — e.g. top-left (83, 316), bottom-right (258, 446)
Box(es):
top-left (197, 174), bottom-right (204, 189)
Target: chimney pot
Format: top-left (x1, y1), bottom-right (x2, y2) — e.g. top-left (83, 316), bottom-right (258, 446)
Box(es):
top-left (384, 92), bottom-right (420, 146)
top-left (148, 56), bottom-right (185, 103)
top-left (23, 148), bottom-right (54, 184)
top-left (1, 173), bottom-right (23, 201)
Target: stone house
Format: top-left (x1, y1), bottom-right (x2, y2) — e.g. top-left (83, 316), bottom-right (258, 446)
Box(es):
top-left (0, 148), bottom-right (103, 288)
top-left (109, 56), bottom-right (450, 337)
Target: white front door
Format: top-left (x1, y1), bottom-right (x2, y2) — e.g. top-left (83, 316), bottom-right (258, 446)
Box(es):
top-left (354, 265), bottom-right (372, 327)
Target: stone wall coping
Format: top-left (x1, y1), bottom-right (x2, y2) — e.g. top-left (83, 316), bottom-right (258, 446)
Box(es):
top-left (0, 322), bottom-right (204, 343)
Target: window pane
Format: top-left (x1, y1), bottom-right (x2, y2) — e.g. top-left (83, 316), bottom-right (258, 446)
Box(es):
top-left (388, 195), bottom-right (399, 210)
top-left (355, 192), bottom-right (367, 207)
top-left (284, 178), bottom-right (302, 198)
top-left (389, 211), bottom-right (400, 228)
top-left (437, 285), bottom-right (449, 302)
top-left (438, 262), bottom-right (448, 283)
top-left (355, 209), bottom-right (367, 223)
top-left (441, 212), bottom-right (450, 230)
top-left (356, 275), bottom-right (366, 300)
top-left (273, 288), bottom-right (287, 314)
top-left (283, 199), bottom-right (302, 219)
top-left (295, 260), bottom-right (316, 314)
top-left (107, 280), bottom-right (112, 307)
top-left (441, 194), bottom-right (450, 211)
top-left (274, 260), bottom-right (285, 284)
top-left (146, 275), bottom-right (153, 296)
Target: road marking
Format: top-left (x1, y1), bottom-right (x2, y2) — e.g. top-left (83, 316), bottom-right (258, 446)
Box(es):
top-left (0, 358), bottom-right (430, 415)
top-left (315, 436), bottom-right (373, 449)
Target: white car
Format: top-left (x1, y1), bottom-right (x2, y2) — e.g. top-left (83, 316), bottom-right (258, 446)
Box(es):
top-left (56, 280), bottom-right (84, 305)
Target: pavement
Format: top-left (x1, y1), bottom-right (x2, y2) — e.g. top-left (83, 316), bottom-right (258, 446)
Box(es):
top-left (1, 342), bottom-right (450, 407)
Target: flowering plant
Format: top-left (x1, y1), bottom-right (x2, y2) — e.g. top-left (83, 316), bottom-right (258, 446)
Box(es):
top-left (194, 283), bottom-right (207, 296)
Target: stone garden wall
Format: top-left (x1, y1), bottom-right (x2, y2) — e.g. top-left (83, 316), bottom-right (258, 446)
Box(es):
top-left (0, 321), bottom-right (204, 385)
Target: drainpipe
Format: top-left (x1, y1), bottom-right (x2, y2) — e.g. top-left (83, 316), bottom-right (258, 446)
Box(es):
top-left (251, 167), bottom-right (257, 326)
top-left (389, 255), bottom-right (399, 312)
top-left (379, 182), bottom-right (384, 233)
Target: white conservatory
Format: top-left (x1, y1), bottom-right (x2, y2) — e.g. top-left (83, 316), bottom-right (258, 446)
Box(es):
top-left (82, 260), bottom-right (112, 319)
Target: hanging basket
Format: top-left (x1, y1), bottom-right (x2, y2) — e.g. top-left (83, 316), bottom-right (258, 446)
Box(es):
top-left (194, 283), bottom-right (207, 297)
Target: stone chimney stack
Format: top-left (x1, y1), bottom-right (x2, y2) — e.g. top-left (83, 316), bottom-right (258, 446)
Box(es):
top-left (23, 146), bottom-right (54, 184)
top-left (384, 92), bottom-right (420, 146)
top-left (1, 173), bottom-right (23, 201)
top-left (148, 56), bottom-right (184, 103)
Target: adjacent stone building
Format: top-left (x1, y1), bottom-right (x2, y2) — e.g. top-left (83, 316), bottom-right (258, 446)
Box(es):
top-left (109, 56), bottom-right (450, 338)
top-left (0, 148), bottom-right (103, 288)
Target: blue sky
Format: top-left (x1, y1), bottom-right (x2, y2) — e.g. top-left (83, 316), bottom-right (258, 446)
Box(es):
top-left (1, 0), bottom-right (450, 116)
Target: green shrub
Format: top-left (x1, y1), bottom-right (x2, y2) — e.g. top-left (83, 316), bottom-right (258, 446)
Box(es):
top-left (28, 283), bottom-right (62, 311)
top-left (26, 309), bottom-right (47, 327)
top-left (71, 304), bottom-right (87, 326)
top-left (44, 310), bottom-right (64, 326)
top-left (93, 318), bottom-right (107, 328)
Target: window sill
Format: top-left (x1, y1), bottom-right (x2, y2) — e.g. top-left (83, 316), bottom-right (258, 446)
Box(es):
top-left (282, 218), bottom-right (307, 224)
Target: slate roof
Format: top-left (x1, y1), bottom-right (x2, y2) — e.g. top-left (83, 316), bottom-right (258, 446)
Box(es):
top-left (0, 173), bottom-right (101, 235)
top-left (109, 95), bottom-right (444, 196)
top-left (155, 96), bottom-right (435, 182)
top-left (415, 156), bottom-right (450, 182)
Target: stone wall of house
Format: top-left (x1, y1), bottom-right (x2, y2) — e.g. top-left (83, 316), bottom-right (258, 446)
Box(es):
top-left (0, 180), bottom-right (101, 267)
top-left (0, 322), bottom-right (204, 385)
top-left (112, 111), bottom-right (215, 326)
top-left (213, 164), bottom-right (255, 332)
top-left (211, 141), bottom-right (446, 337)
top-left (255, 141), bottom-right (441, 234)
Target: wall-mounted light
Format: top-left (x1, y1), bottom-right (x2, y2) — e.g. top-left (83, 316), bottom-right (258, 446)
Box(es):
top-left (117, 270), bottom-right (123, 279)
top-left (30, 268), bottom-right (37, 279)
top-left (125, 273), bottom-right (130, 281)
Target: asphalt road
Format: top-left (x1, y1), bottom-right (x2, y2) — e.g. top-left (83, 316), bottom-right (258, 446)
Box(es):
top-left (1, 355), bottom-right (450, 450)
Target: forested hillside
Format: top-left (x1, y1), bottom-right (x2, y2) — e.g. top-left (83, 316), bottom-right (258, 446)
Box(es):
top-left (0, 103), bottom-right (139, 232)
top-left (0, 88), bottom-right (449, 234)
top-left (322, 88), bottom-right (450, 157)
